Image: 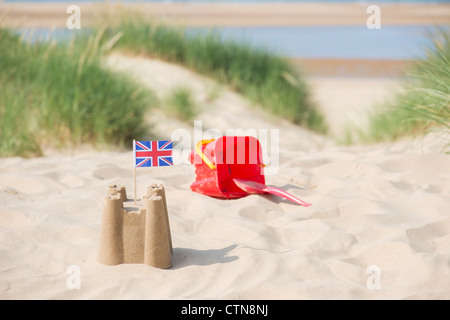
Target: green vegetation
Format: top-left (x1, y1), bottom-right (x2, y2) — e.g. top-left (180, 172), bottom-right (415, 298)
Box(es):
top-left (0, 27), bottom-right (157, 157)
top-left (1, 10), bottom-right (328, 157)
top-left (165, 87), bottom-right (198, 121)
top-left (3, 14), bottom-right (446, 158)
top-left (103, 15), bottom-right (326, 133)
top-left (365, 28), bottom-right (449, 143)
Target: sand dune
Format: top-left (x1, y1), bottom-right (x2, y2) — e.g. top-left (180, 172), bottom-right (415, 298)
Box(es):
top-left (0, 53), bottom-right (449, 300)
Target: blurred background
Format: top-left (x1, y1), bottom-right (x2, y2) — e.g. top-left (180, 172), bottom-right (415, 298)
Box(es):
top-left (2, 0), bottom-right (449, 77)
top-left (0, 0), bottom-right (449, 155)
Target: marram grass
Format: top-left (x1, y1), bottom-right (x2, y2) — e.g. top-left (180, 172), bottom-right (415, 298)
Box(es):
top-left (1, 11), bottom-right (328, 158)
top-left (0, 27), bottom-right (157, 157)
top-left (365, 27), bottom-right (450, 144)
top-left (165, 87), bottom-right (199, 121)
top-left (101, 15), bottom-right (327, 133)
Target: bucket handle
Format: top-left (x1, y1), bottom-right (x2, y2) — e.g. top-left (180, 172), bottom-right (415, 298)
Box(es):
top-left (195, 139), bottom-right (216, 170)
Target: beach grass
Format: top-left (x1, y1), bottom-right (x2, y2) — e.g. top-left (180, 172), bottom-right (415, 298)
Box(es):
top-left (365, 28), bottom-right (449, 143)
top-left (101, 14), bottom-right (326, 133)
top-left (0, 27), bottom-right (157, 157)
top-left (164, 87), bottom-right (199, 121)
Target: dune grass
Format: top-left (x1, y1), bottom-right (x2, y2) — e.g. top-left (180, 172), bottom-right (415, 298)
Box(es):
top-left (1, 10), bottom-right (327, 158)
top-left (365, 28), bottom-right (449, 143)
top-left (0, 27), bottom-right (157, 157)
top-left (165, 87), bottom-right (199, 121)
top-left (101, 14), bottom-right (326, 133)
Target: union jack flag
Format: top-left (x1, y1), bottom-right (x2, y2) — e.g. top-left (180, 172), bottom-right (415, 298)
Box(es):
top-left (134, 140), bottom-right (173, 167)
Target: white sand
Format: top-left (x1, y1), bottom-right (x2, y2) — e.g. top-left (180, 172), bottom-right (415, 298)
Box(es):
top-left (1, 54), bottom-right (449, 299)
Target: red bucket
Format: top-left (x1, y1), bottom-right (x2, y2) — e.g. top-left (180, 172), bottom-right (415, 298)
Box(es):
top-left (188, 136), bottom-right (311, 207)
top-left (188, 136), bottom-right (265, 199)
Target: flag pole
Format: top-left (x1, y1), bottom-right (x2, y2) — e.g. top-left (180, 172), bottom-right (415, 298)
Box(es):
top-left (133, 139), bottom-right (137, 205)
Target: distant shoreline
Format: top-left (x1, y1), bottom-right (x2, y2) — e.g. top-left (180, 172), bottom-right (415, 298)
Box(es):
top-left (1, 2), bottom-right (449, 28)
top-left (293, 58), bottom-right (414, 78)
top-left (1, 2), bottom-right (446, 77)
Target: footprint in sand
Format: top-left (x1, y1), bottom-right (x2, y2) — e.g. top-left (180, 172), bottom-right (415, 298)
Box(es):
top-left (380, 154), bottom-right (450, 177)
top-left (44, 172), bottom-right (85, 188)
top-left (238, 201), bottom-right (283, 223)
top-left (285, 157), bottom-right (331, 169)
top-left (0, 174), bottom-right (46, 194)
top-left (0, 210), bottom-right (31, 228)
top-left (309, 228), bottom-right (357, 259)
top-left (52, 225), bottom-right (96, 247)
top-left (0, 185), bottom-right (18, 195)
top-left (0, 173), bottom-right (62, 194)
top-left (93, 166), bottom-right (131, 180)
top-left (313, 161), bottom-right (383, 179)
top-left (238, 205), bottom-right (269, 222)
top-left (406, 218), bottom-right (450, 253)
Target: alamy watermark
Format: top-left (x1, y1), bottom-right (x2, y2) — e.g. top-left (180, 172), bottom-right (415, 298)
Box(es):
top-left (65, 4), bottom-right (381, 31)
top-left (366, 265), bottom-right (381, 290)
top-left (66, 5), bottom-right (81, 30)
top-left (66, 265), bottom-right (81, 290)
top-left (366, 5), bottom-right (381, 30)
top-left (170, 121), bottom-right (280, 175)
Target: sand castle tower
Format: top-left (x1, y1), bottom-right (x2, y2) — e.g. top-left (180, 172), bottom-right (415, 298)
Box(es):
top-left (97, 184), bottom-right (172, 269)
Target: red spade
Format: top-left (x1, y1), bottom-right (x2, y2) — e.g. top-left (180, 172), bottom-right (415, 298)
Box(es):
top-left (188, 136), bottom-right (311, 207)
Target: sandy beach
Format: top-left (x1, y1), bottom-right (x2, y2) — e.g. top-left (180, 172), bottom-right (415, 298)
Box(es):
top-left (1, 51), bottom-right (449, 299)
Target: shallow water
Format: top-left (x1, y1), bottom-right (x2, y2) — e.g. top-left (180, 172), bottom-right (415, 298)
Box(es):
top-left (20, 25), bottom-right (440, 60)
top-left (188, 25), bottom-right (438, 60)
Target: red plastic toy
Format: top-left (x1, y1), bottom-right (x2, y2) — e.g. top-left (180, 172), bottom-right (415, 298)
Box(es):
top-left (188, 136), bottom-right (311, 207)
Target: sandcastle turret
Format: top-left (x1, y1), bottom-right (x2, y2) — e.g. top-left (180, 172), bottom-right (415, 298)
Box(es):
top-left (97, 184), bottom-right (172, 269)
top-left (147, 184), bottom-right (172, 253)
top-left (108, 184), bottom-right (127, 202)
top-left (143, 194), bottom-right (171, 268)
top-left (97, 193), bottom-right (125, 266)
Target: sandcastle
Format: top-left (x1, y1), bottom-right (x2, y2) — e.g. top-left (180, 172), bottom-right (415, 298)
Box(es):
top-left (97, 184), bottom-right (172, 269)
